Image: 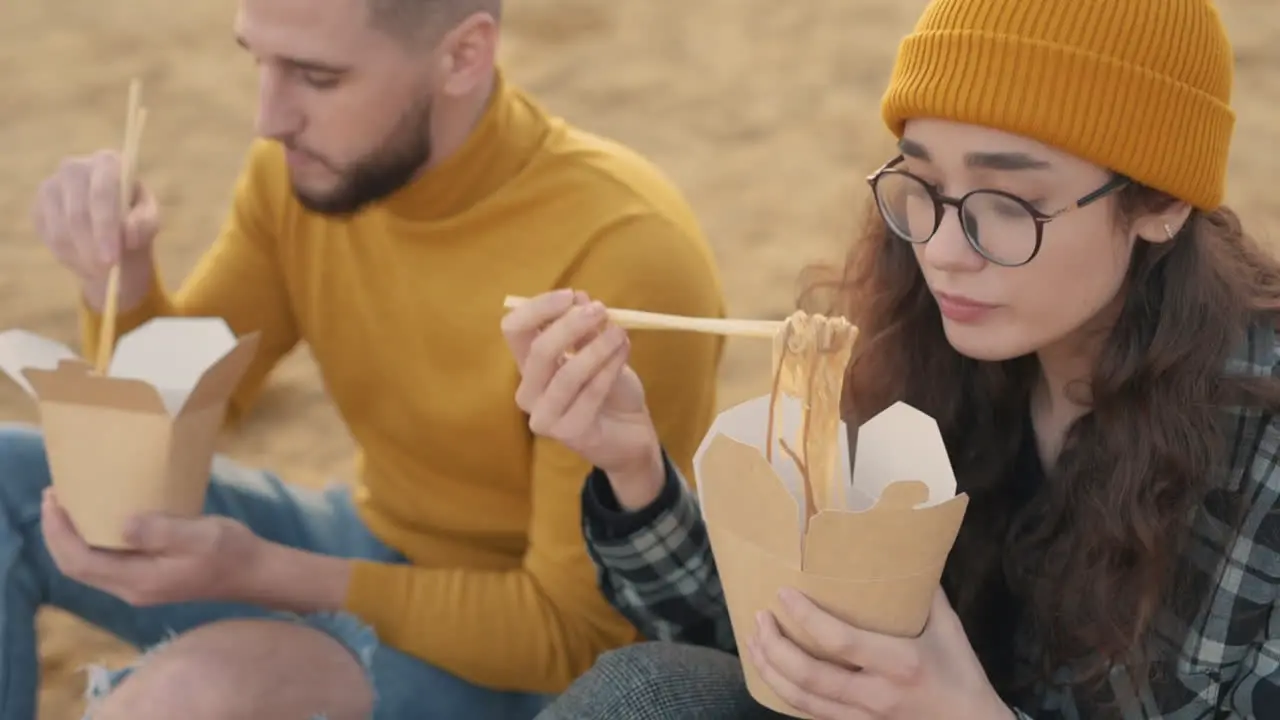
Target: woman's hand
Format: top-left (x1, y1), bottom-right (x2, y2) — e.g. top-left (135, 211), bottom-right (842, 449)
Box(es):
top-left (750, 587), bottom-right (1014, 720)
top-left (501, 289), bottom-right (665, 509)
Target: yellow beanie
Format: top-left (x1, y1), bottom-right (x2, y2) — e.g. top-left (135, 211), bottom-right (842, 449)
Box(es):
top-left (881, 0), bottom-right (1236, 210)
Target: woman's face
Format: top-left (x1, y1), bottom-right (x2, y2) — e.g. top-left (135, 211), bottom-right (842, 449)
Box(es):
top-left (894, 119), bottom-right (1178, 362)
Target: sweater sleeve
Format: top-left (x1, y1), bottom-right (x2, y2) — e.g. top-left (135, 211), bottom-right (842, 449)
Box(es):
top-left (582, 456), bottom-right (736, 652)
top-left (78, 140), bottom-right (301, 422)
top-left (343, 211), bottom-right (725, 692)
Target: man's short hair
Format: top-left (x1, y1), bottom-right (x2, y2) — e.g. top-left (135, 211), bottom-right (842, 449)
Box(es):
top-left (367, 0), bottom-right (500, 41)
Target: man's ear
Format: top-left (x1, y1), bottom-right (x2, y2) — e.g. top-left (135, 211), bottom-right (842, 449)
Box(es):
top-left (1134, 200), bottom-right (1194, 244)
top-left (435, 12), bottom-right (498, 97)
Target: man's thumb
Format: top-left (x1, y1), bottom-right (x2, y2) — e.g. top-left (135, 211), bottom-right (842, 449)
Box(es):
top-left (123, 513), bottom-right (197, 553)
top-left (122, 186), bottom-right (159, 251)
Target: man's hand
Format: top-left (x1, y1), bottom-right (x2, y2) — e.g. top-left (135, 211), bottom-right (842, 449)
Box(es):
top-left (31, 150), bottom-right (162, 312)
top-left (41, 488), bottom-right (265, 606)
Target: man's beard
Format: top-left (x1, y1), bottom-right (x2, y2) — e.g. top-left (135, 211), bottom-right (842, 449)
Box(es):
top-left (290, 98), bottom-right (433, 216)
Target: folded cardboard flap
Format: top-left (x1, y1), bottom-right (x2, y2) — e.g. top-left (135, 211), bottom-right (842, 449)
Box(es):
top-left (178, 332), bottom-right (260, 413)
top-left (22, 360), bottom-right (169, 414)
top-left (0, 318), bottom-right (261, 416)
top-left (0, 330), bottom-right (78, 396)
top-left (803, 483), bottom-right (968, 579)
top-left (849, 400), bottom-right (957, 508)
top-left (700, 433), bottom-right (802, 567)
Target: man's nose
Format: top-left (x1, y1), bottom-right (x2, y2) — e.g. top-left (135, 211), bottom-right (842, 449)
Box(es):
top-left (255, 68), bottom-right (303, 141)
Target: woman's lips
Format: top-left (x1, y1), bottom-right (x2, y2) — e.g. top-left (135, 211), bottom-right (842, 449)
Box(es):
top-left (933, 291), bottom-right (998, 323)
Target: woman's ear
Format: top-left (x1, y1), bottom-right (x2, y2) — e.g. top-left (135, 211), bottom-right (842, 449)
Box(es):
top-left (1134, 200), bottom-right (1194, 244)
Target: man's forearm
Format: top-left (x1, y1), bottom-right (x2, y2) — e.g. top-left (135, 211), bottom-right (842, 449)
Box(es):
top-left (239, 540), bottom-right (353, 614)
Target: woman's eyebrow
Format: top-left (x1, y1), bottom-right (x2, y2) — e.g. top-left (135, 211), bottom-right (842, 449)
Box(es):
top-left (899, 138), bottom-right (931, 159)
top-left (965, 151), bottom-right (1052, 171)
top-left (897, 138), bottom-right (1052, 171)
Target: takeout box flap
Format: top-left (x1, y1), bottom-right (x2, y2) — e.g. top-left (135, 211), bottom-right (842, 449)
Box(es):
top-left (850, 401), bottom-right (957, 507)
top-left (0, 329), bottom-right (80, 396)
top-left (179, 330), bottom-right (260, 413)
top-left (693, 393), bottom-right (853, 520)
top-left (22, 359), bottom-right (168, 414)
top-left (698, 433), bottom-right (802, 566)
top-left (803, 484), bottom-right (970, 578)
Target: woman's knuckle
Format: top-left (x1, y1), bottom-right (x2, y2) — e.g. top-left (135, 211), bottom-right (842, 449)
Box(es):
top-left (499, 312), bottom-right (523, 336)
top-left (786, 689), bottom-right (815, 714)
top-left (514, 386), bottom-right (535, 412)
top-left (527, 333), bottom-right (558, 364)
top-left (894, 649), bottom-right (923, 682)
top-left (795, 665), bottom-right (820, 690)
top-left (527, 412), bottom-right (552, 436)
top-left (559, 416), bottom-right (587, 441)
top-left (825, 633), bottom-right (857, 664)
top-left (55, 555), bottom-right (80, 578)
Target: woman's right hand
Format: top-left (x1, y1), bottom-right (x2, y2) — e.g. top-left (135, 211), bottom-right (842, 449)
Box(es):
top-left (501, 289), bottom-right (666, 510)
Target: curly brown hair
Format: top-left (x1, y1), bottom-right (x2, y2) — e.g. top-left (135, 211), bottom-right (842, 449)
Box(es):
top-left (799, 183), bottom-right (1280, 705)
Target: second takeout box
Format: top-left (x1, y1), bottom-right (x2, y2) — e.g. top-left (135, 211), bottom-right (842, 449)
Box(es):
top-left (692, 316), bottom-right (969, 718)
top-left (0, 317), bottom-right (259, 549)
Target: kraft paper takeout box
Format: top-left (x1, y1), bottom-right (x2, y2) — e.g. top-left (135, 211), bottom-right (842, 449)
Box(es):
top-left (692, 317), bottom-right (969, 718)
top-left (0, 318), bottom-right (259, 549)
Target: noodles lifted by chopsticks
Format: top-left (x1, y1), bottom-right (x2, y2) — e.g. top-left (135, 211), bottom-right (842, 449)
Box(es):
top-left (766, 310), bottom-right (859, 520)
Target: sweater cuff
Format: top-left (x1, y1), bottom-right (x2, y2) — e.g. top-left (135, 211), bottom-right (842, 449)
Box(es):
top-left (582, 452), bottom-right (684, 541)
top-left (343, 559), bottom-right (406, 642)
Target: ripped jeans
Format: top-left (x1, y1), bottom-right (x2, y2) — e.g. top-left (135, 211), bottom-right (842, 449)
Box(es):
top-left (0, 424), bottom-right (551, 720)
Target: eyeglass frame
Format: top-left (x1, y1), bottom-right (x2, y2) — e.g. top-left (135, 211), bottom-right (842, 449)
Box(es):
top-left (864, 155), bottom-right (1132, 267)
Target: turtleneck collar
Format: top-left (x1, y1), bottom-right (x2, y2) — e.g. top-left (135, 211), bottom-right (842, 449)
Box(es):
top-left (380, 69), bottom-right (550, 223)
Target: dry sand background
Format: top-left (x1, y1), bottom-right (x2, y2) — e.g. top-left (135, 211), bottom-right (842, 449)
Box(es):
top-left (2, 0), bottom-right (1277, 717)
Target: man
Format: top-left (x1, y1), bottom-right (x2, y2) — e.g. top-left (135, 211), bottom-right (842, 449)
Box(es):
top-left (12, 0), bottom-right (725, 718)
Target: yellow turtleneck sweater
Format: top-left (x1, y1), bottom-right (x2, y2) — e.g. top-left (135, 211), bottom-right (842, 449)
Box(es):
top-left (79, 72), bottom-right (725, 692)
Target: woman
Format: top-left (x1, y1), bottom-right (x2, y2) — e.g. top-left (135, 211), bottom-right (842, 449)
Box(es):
top-left (502, 0), bottom-right (1280, 717)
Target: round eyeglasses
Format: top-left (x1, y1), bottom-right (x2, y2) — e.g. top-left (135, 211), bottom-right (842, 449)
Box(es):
top-left (865, 156), bottom-right (1131, 267)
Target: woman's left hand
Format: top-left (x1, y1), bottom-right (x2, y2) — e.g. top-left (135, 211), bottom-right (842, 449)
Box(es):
top-left (749, 586), bottom-right (1015, 720)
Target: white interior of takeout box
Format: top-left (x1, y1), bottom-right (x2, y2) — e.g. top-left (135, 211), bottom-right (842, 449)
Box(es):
top-left (106, 318), bottom-right (242, 413)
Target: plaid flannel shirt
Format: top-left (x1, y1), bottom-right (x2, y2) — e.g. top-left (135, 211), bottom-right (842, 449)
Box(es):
top-left (581, 321), bottom-right (1280, 719)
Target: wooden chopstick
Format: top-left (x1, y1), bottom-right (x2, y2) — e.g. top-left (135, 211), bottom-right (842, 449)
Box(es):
top-left (95, 78), bottom-right (146, 375)
top-left (502, 295), bottom-right (783, 339)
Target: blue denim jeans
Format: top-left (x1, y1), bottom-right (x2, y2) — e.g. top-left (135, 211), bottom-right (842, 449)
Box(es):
top-left (0, 424), bottom-right (551, 720)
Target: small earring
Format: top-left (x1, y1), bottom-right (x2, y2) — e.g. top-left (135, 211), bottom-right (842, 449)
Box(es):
top-left (1163, 223), bottom-right (1176, 240)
